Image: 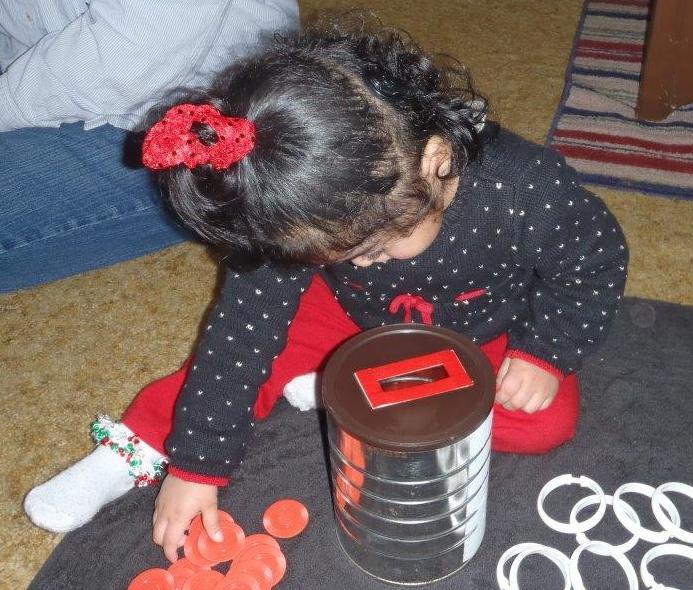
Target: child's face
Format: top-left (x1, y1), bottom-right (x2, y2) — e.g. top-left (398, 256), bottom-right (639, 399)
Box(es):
top-left (346, 135), bottom-right (459, 268)
top-left (349, 209), bottom-right (445, 267)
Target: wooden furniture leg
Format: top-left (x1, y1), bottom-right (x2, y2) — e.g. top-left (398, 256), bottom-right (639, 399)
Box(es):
top-left (636, 0), bottom-right (693, 121)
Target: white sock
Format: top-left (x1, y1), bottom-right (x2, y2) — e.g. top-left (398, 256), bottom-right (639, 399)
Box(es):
top-left (283, 372), bottom-right (320, 411)
top-left (24, 422), bottom-right (165, 533)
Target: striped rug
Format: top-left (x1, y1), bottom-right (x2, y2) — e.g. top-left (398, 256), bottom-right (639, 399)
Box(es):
top-left (547, 0), bottom-right (693, 199)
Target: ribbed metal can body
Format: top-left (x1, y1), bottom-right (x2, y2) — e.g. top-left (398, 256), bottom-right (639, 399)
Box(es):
top-left (327, 411), bottom-right (493, 585)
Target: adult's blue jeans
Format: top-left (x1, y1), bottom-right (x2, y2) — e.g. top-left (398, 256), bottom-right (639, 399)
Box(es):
top-left (0, 122), bottom-right (192, 293)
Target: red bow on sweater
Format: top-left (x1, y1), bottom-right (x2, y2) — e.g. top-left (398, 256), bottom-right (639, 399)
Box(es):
top-left (389, 294), bottom-right (434, 325)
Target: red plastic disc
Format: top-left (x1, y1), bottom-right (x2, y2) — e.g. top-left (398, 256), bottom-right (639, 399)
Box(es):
top-left (187, 515), bottom-right (204, 539)
top-left (235, 545), bottom-right (287, 586)
top-left (242, 534), bottom-right (280, 552)
top-left (228, 559), bottom-right (273, 590)
top-left (187, 511), bottom-right (234, 540)
top-left (197, 520), bottom-right (246, 562)
top-left (184, 531), bottom-right (218, 568)
top-left (262, 499), bottom-right (309, 539)
top-left (167, 558), bottom-right (209, 590)
top-left (181, 569), bottom-right (224, 590)
top-left (127, 568), bottom-right (175, 590)
top-left (216, 573), bottom-right (262, 590)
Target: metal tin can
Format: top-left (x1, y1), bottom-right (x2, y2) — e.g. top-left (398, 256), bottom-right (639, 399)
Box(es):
top-left (322, 324), bottom-right (495, 586)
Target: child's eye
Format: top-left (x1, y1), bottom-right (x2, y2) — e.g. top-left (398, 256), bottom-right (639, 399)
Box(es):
top-left (365, 249), bottom-right (384, 261)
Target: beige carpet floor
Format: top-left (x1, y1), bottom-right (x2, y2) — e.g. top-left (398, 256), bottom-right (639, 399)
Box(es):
top-left (1, 1), bottom-right (691, 588)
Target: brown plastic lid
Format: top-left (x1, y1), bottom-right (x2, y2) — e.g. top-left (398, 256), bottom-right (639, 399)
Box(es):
top-left (321, 324), bottom-right (495, 452)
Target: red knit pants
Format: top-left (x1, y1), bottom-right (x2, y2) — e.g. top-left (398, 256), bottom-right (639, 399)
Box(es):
top-left (123, 274), bottom-right (579, 456)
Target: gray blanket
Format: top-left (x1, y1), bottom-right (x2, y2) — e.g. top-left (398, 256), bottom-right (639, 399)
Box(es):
top-left (30, 298), bottom-right (693, 589)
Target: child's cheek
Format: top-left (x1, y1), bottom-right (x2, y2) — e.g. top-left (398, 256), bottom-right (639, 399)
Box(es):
top-left (388, 232), bottom-right (438, 260)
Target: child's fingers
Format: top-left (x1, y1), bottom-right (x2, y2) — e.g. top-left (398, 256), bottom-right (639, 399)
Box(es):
top-left (495, 358), bottom-right (512, 392)
top-left (496, 370), bottom-right (522, 406)
top-left (163, 521), bottom-right (187, 563)
top-left (538, 395), bottom-right (555, 412)
top-left (520, 391), bottom-right (548, 414)
top-left (202, 506), bottom-right (223, 543)
top-left (153, 516), bottom-right (167, 547)
top-left (504, 388), bottom-right (533, 411)
top-left (501, 375), bottom-right (536, 410)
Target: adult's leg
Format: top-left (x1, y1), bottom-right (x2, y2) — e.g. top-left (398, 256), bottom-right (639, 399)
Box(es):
top-left (0, 122), bottom-right (191, 293)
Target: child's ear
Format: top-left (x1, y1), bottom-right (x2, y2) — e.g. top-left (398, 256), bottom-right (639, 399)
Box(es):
top-left (420, 135), bottom-right (453, 180)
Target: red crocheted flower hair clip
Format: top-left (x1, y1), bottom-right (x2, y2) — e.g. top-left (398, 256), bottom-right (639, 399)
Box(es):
top-left (142, 103), bottom-right (256, 171)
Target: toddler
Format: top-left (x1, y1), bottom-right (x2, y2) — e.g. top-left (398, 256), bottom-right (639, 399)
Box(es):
top-left (25, 20), bottom-right (628, 562)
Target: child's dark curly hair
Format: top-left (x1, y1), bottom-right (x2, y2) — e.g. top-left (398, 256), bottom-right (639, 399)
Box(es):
top-left (152, 17), bottom-right (488, 269)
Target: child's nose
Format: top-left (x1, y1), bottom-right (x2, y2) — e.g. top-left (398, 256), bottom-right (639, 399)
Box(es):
top-left (350, 256), bottom-right (374, 268)
top-left (351, 254), bottom-right (391, 267)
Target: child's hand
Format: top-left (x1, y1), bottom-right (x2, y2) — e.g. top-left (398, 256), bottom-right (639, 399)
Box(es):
top-left (495, 357), bottom-right (560, 413)
top-left (153, 474), bottom-right (221, 562)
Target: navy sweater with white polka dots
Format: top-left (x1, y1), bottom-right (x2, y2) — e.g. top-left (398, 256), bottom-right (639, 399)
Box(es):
top-left (165, 129), bottom-right (628, 483)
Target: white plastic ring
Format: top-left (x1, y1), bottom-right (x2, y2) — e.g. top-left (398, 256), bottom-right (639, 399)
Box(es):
top-left (496, 543), bottom-right (546, 590)
top-left (651, 482), bottom-right (693, 544)
top-left (537, 474), bottom-right (607, 534)
top-left (640, 543), bottom-right (693, 590)
top-left (612, 482), bottom-right (681, 544)
top-left (509, 545), bottom-right (571, 590)
top-left (571, 494), bottom-right (640, 554)
top-left (570, 541), bottom-right (638, 590)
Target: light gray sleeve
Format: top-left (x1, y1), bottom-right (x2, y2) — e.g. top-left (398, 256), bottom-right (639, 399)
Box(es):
top-left (0, 0), bottom-right (298, 131)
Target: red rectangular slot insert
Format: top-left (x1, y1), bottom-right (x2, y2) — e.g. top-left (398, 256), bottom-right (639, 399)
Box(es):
top-left (354, 349), bottom-right (474, 410)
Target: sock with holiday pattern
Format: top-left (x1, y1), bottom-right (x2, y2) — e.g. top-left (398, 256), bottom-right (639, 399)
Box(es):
top-left (24, 419), bottom-right (165, 533)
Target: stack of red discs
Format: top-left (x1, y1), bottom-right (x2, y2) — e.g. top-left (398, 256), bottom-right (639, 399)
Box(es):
top-left (128, 499), bottom-right (309, 590)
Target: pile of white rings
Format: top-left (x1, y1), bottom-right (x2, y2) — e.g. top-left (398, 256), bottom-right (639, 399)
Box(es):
top-left (496, 475), bottom-right (693, 590)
